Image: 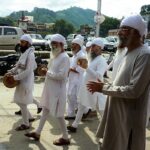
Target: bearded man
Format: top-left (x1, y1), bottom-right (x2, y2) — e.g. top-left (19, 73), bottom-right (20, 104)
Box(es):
top-left (67, 38), bottom-right (108, 133)
top-left (25, 34), bottom-right (70, 146)
top-left (87, 14), bottom-right (150, 150)
top-left (8, 34), bottom-right (37, 131)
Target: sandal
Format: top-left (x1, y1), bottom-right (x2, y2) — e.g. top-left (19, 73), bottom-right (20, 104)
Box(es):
top-left (15, 124), bottom-right (30, 131)
top-left (53, 138), bottom-right (70, 146)
top-left (24, 132), bottom-right (40, 141)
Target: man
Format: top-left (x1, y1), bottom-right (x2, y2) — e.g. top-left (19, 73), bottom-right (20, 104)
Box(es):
top-left (67, 38), bottom-right (108, 132)
top-left (25, 34), bottom-right (70, 146)
top-left (87, 14), bottom-right (150, 150)
top-left (8, 34), bottom-right (37, 131)
top-left (65, 38), bottom-right (87, 120)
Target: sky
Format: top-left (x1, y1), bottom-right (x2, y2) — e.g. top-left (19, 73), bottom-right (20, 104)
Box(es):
top-left (0, 0), bottom-right (149, 19)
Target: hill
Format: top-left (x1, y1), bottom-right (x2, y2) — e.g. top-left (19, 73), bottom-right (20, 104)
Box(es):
top-left (8, 7), bottom-right (96, 28)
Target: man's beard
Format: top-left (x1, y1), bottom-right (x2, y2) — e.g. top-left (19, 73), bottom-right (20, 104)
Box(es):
top-left (118, 35), bottom-right (132, 48)
top-left (51, 47), bottom-right (61, 57)
top-left (89, 52), bottom-right (98, 60)
top-left (20, 45), bottom-right (29, 53)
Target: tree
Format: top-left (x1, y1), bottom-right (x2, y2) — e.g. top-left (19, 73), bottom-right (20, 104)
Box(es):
top-left (0, 17), bottom-right (16, 26)
top-left (52, 19), bottom-right (75, 37)
top-left (100, 16), bottom-right (120, 37)
top-left (140, 5), bottom-right (150, 15)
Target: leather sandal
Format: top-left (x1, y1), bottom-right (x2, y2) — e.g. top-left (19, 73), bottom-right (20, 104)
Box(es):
top-left (15, 124), bottom-right (30, 131)
top-left (53, 138), bottom-right (70, 146)
top-left (24, 132), bottom-right (40, 141)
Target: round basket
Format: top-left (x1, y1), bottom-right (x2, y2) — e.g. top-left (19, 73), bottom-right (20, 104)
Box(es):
top-left (37, 65), bottom-right (48, 76)
top-left (3, 74), bottom-right (19, 88)
top-left (77, 58), bottom-right (88, 69)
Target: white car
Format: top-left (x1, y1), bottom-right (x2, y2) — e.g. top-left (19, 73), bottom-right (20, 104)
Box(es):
top-left (27, 34), bottom-right (48, 51)
top-left (0, 26), bottom-right (24, 51)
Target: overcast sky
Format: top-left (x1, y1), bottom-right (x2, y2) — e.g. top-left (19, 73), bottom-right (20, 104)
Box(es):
top-left (0, 0), bottom-right (149, 18)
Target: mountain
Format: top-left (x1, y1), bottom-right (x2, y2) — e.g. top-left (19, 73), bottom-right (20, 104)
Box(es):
top-left (8, 7), bottom-right (96, 28)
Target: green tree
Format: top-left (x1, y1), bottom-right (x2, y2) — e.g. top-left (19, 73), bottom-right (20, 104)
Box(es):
top-left (52, 19), bottom-right (75, 37)
top-left (100, 16), bottom-right (120, 37)
top-left (0, 17), bottom-right (16, 26)
top-left (140, 5), bottom-right (150, 15)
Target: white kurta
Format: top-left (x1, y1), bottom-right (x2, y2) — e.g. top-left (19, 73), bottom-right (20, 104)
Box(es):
top-left (67, 50), bottom-right (86, 96)
top-left (40, 52), bottom-right (70, 117)
top-left (12, 47), bottom-right (37, 105)
top-left (78, 55), bottom-right (108, 110)
top-left (107, 48), bottom-right (127, 81)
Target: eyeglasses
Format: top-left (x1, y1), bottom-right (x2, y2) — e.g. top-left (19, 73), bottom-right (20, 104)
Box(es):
top-left (118, 26), bottom-right (134, 32)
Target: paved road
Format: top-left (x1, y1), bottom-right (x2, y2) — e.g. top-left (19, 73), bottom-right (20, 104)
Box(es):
top-left (0, 77), bottom-right (150, 150)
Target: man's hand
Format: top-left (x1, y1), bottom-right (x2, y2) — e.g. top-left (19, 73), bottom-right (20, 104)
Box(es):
top-left (69, 68), bottom-right (79, 73)
top-left (87, 80), bottom-right (104, 94)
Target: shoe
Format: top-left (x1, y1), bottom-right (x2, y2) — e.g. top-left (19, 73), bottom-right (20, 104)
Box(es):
top-left (67, 125), bottom-right (77, 133)
top-left (82, 109), bottom-right (92, 119)
top-left (37, 108), bottom-right (42, 114)
top-left (15, 124), bottom-right (30, 131)
top-left (65, 116), bottom-right (75, 120)
top-left (24, 132), bottom-right (40, 141)
top-left (29, 118), bottom-right (35, 122)
top-left (15, 110), bottom-right (22, 115)
top-left (53, 138), bottom-right (70, 146)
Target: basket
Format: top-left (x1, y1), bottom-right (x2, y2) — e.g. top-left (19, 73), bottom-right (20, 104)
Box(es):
top-left (37, 65), bottom-right (48, 76)
top-left (3, 74), bottom-right (19, 88)
top-left (77, 58), bottom-right (88, 69)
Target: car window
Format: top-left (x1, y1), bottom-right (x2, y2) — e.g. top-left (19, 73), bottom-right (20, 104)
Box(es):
top-left (0, 28), bottom-right (2, 35)
top-left (4, 28), bottom-right (17, 35)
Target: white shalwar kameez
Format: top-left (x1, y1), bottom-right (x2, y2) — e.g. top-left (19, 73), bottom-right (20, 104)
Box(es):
top-left (36, 52), bottom-right (70, 139)
top-left (67, 50), bottom-right (87, 117)
top-left (11, 46), bottom-right (37, 126)
top-left (72, 55), bottom-right (108, 128)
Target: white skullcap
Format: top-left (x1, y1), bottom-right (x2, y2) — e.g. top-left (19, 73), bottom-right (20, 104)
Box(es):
top-left (20, 34), bottom-right (32, 45)
top-left (72, 38), bottom-right (83, 47)
top-left (86, 41), bottom-right (92, 47)
top-left (51, 34), bottom-right (66, 45)
top-left (120, 14), bottom-right (147, 37)
top-left (92, 38), bottom-right (104, 49)
top-left (76, 34), bottom-right (84, 42)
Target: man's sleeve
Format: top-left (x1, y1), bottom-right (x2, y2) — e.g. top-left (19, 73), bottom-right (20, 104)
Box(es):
top-left (102, 54), bottom-right (150, 99)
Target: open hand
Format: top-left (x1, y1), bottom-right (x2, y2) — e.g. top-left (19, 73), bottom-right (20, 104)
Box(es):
top-left (87, 80), bottom-right (104, 94)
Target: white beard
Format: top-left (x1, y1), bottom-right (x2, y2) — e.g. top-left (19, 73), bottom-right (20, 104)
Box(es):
top-left (51, 47), bottom-right (61, 58)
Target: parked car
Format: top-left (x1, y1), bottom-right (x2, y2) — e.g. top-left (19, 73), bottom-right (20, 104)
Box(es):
top-left (105, 36), bottom-right (119, 51)
top-left (0, 26), bottom-right (24, 51)
top-left (99, 37), bottom-right (115, 52)
top-left (28, 34), bottom-right (48, 51)
top-left (44, 34), bottom-right (53, 51)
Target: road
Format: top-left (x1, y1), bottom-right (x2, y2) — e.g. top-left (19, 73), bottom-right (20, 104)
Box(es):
top-left (0, 76), bottom-right (150, 150)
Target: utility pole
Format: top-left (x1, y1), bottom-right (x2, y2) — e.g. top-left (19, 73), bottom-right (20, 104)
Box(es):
top-left (95, 0), bottom-right (101, 37)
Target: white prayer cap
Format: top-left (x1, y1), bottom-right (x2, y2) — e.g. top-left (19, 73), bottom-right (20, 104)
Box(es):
top-left (20, 34), bottom-right (32, 45)
top-left (92, 38), bottom-right (104, 49)
top-left (76, 34), bottom-right (84, 43)
top-left (120, 14), bottom-right (147, 37)
top-left (72, 38), bottom-right (83, 47)
top-left (86, 41), bottom-right (92, 47)
top-left (51, 34), bottom-right (66, 45)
